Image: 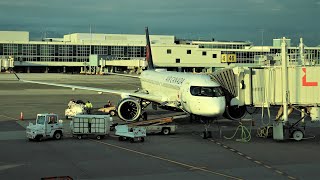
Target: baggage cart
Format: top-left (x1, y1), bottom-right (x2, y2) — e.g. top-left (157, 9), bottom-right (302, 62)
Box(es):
top-left (71, 115), bottom-right (112, 140)
top-left (115, 125), bottom-right (146, 143)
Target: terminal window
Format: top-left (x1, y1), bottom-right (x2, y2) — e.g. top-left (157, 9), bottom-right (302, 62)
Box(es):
top-left (202, 51), bottom-right (207, 56)
top-left (212, 54), bottom-right (217, 58)
top-left (167, 49), bottom-right (172, 54)
top-left (187, 50), bottom-right (191, 54)
top-left (176, 58), bottom-right (180, 63)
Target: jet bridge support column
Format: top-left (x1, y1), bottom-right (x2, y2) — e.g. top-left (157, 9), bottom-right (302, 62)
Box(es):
top-left (273, 37), bottom-right (289, 140)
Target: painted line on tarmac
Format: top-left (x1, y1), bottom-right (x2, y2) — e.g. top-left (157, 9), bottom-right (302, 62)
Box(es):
top-left (0, 114), bottom-right (19, 121)
top-left (0, 163), bottom-right (24, 171)
top-left (207, 138), bottom-right (298, 180)
top-left (91, 139), bottom-right (244, 180)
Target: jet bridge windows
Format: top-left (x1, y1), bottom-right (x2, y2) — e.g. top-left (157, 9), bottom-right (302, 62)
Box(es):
top-left (190, 86), bottom-right (224, 97)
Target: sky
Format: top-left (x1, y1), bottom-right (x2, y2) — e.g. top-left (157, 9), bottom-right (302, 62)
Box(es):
top-left (0, 0), bottom-right (319, 46)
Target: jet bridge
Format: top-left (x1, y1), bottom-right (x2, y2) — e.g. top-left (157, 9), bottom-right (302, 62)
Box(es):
top-left (210, 38), bottom-right (320, 141)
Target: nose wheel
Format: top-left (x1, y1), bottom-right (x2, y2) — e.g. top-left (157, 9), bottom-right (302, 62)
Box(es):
top-left (201, 119), bottom-right (213, 139)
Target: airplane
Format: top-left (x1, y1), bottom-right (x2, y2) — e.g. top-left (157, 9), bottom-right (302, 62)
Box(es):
top-left (13, 27), bottom-right (246, 122)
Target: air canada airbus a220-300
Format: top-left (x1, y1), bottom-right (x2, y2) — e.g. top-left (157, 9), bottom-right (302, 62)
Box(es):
top-left (14, 27), bottom-right (246, 122)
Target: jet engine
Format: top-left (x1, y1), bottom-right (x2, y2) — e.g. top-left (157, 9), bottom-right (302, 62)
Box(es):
top-left (223, 105), bottom-right (247, 121)
top-left (117, 98), bottom-right (142, 122)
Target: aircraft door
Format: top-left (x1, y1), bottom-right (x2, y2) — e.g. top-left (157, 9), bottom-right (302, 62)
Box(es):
top-left (180, 85), bottom-right (191, 112)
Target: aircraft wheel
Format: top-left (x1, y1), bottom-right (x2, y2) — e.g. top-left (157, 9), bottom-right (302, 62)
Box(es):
top-left (207, 131), bottom-right (212, 138)
top-left (202, 131), bottom-right (208, 139)
top-left (77, 135), bottom-right (82, 140)
top-left (142, 112), bottom-right (148, 121)
top-left (96, 135), bottom-right (101, 140)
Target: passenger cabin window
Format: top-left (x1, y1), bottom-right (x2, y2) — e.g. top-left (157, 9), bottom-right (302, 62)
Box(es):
top-left (187, 50), bottom-right (191, 54)
top-left (212, 54), bottom-right (217, 58)
top-left (190, 86), bottom-right (224, 97)
top-left (167, 49), bottom-right (172, 54)
top-left (176, 58), bottom-right (180, 63)
top-left (202, 51), bottom-right (207, 56)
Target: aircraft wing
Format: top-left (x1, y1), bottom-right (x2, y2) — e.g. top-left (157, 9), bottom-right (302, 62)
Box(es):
top-left (14, 73), bottom-right (163, 103)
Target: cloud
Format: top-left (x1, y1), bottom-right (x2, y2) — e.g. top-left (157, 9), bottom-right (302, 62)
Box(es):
top-left (0, 0), bottom-right (319, 46)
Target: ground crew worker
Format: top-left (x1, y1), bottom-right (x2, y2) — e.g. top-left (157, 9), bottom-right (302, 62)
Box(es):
top-left (85, 101), bottom-right (93, 114)
top-left (104, 100), bottom-right (112, 108)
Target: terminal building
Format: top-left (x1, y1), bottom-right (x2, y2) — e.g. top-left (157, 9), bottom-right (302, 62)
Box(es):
top-left (0, 31), bottom-right (319, 73)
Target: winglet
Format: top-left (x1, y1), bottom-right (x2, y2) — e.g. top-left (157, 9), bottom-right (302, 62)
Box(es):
top-left (145, 27), bottom-right (155, 70)
top-left (13, 71), bottom-right (20, 81)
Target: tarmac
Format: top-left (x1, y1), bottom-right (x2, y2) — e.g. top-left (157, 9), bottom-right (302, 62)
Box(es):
top-left (0, 73), bottom-right (320, 180)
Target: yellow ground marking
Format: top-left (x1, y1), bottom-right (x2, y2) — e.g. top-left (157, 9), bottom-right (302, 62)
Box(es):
top-left (288, 176), bottom-right (297, 180)
top-left (254, 161), bottom-right (262, 164)
top-left (275, 170), bottom-right (284, 174)
top-left (91, 140), bottom-right (244, 180)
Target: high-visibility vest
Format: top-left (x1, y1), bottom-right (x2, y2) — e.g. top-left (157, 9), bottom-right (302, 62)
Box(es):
top-left (86, 103), bottom-right (93, 109)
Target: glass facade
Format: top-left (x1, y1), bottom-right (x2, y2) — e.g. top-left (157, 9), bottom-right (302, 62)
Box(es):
top-left (199, 44), bottom-right (250, 49)
top-left (0, 43), bottom-right (146, 62)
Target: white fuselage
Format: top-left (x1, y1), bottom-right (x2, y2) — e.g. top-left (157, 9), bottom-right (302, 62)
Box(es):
top-left (140, 70), bottom-right (226, 117)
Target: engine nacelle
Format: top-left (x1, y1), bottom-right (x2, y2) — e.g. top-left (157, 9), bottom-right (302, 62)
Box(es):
top-left (117, 98), bottom-right (142, 122)
top-left (223, 105), bottom-right (247, 121)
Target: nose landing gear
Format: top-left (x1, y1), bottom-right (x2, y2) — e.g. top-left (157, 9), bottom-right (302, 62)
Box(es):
top-left (201, 119), bottom-right (214, 139)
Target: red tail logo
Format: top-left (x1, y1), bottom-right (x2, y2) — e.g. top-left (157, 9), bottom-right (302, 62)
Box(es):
top-left (302, 68), bottom-right (318, 86)
top-left (146, 45), bottom-right (150, 61)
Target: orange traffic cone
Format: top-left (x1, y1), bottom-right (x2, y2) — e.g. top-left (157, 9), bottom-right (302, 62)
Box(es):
top-left (20, 112), bottom-right (24, 121)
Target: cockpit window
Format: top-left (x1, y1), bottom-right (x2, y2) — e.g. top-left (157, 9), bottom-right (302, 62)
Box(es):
top-left (190, 86), bottom-right (224, 97)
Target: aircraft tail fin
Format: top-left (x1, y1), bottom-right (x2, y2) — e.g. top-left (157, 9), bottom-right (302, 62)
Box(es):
top-left (145, 27), bottom-right (155, 70)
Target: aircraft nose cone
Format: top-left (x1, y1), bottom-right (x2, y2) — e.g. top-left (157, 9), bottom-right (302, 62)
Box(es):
top-left (207, 98), bottom-right (225, 116)
top-left (192, 97), bottom-right (226, 117)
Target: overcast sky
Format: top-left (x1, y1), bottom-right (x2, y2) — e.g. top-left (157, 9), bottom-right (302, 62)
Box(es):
top-left (0, 0), bottom-right (319, 45)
